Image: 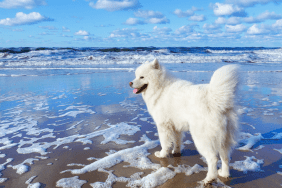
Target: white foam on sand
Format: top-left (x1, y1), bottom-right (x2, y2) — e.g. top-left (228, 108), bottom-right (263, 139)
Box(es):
top-left (56, 176), bottom-right (87, 188)
top-left (274, 148), bottom-right (282, 154)
top-left (61, 135), bottom-right (160, 175)
top-left (254, 145), bottom-right (265, 150)
top-left (25, 176), bottom-right (42, 188)
top-left (14, 122), bottom-right (139, 155)
top-left (168, 164), bottom-right (207, 176)
top-left (8, 158), bottom-right (39, 174)
top-left (0, 158), bottom-right (13, 183)
top-left (75, 122), bottom-right (141, 145)
top-left (183, 140), bottom-right (193, 145)
top-left (66, 120), bottom-right (84, 130)
top-left (0, 154), bottom-right (6, 158)
top-left (237, 132), bottom-right (264, 151)
top-left (126, 167), bottom-right (176, 188)
top-left (49, 105), bottom-right (96, 118)
top-left (270, 132), bottom-right (282, 139)
top-left (237, 107), bottom-right (254, 115)
top-left (89, 167), bottom-right (175, 188)
top-left (230, 156), bottom-right (264, 174)
top-left (60, 134), bottom-right (227, 187)
top-left (90, 168), bottom-right (132, 188)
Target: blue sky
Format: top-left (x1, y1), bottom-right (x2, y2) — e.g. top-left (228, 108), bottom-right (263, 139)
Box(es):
top-left (1, 0), bottom-right (282, 47)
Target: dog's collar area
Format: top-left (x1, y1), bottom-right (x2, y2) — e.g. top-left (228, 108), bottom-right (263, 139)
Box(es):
top-left (135, 84), bottom-right (148, 94)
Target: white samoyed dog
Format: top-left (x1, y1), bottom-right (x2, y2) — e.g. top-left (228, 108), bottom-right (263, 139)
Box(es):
top-left (129, 59), bottom-right (239, 185)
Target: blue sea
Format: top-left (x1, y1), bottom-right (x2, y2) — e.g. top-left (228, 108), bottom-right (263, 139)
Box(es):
top-left (1, 47), bottom-right (282, 77)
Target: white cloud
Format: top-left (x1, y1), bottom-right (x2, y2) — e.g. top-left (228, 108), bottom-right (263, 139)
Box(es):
top-left (226, 17), bottom-right (241, 25)
top-left (0, 12), bottom-right (51, 26)
top-left (74, 30), bottom-right (89, 36)
top-left (173, 7), bottom-right (199, 18)
top-left (226, 0), bottom-right (282, 7)
top-left (188, 14), bottom-right (206, 22)
top-left (124, 18), bottom-right (144, 25)
top-left (134, 10), bottom-right (163, 18)
top-left (84, 36), bottom-right (91, 40)
top-left (39, 31), bottom-right (53, 35)
top-left (215, 17), bottom-right (226, 24)
top-left (62, 26), bottom-right (70, 32)
top-left (175, 25), bottom-right (194, 35)
top-left (153, 26), bottom-right (172, 35)
top-left (247, 24), bottom-right (269, 35)
top-left (244, 11), bottom-right (282, 23)
top-left (272, 19), bottom-right (282, 28)
top-left (109, 28), bottom-right (142, 38)
top-left (243, 16), bottom-right (257, 23)
top-left (129, 10), bottom-right (169, 24)
top-left (225, 24), bottom-right (247, 32)
top-left (257, 11), bottom-right (282, 20)
top-left (215, 17), bottom-right (241, 25)
top-left (124, 18), bottom-right (141, 25)
top-left (203, 23), bottom-right (221, 30)
top-left (0, 0), bottom-right (46, 9)
top-left (38, 26), bottom-right (57, 30)
top-left (212, 3), bottom-right (246, 17)
top-left (146, 17), bottom-right (169, 24)
top-left (89, 0), bottom-right (141, 11)
top-left (61, 34), bottom-right (72, 38)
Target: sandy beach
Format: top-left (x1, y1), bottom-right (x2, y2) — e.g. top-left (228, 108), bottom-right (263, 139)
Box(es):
top-left (0, 63), bottom-right (282, 188)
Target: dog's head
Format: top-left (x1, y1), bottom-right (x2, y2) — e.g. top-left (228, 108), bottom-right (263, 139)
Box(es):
top-left (129, 58), bottom-right (160, 94)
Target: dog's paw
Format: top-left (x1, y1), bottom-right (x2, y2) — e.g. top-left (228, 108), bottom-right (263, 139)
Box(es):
top-left (202, 178), bottom-right (216, 186)
top-left (154, 151), bottom-right (167, 158)
top-left (154, 151), bottom-right (161, 158)
top-left (172, 148), bottom-right (181, 155)
top-left (218, 169), bottom-right (230, 179)
top-left (172, 149), bottom-right (181, 157)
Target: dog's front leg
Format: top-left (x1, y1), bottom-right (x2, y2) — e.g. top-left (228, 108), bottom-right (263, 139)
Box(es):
top-left (155, 127), bottom-right (171, 158)
top-left (172, 131), bottom-right (182, 155)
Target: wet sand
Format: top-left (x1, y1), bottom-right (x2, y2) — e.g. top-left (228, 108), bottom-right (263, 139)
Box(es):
top-left (0, 70), bottom-right (282, 188)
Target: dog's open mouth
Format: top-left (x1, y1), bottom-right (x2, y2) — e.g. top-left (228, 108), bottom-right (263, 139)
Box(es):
top-left (133, 84), bottom-right (148, 94)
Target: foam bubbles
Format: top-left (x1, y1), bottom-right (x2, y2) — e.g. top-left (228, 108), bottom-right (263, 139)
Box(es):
top-left (8, 158), bottom-right (39, 174)
top-left (127, 167), bottom-right (175, 188)
top-left (62, 135), bottom-right (160, 175)
top-left (56, 176), bottom-right (87, 188)
top-left (230, 156), bottom-right (264, 174)
top-left (237, 132), bottom-right (263, 151)
top-left (274, 148), bottom-right (282, 154)
top-left (168, 164), bottom-right (207, 176)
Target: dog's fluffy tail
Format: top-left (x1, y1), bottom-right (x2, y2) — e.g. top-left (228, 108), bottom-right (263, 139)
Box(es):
top-left (208, 64), bottom-right (240, 150)
top-left (208, 64), bottom-right (239, 113)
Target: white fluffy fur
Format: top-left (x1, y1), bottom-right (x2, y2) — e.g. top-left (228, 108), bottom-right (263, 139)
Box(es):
top-left (130, 59), bottom-right (239, 185)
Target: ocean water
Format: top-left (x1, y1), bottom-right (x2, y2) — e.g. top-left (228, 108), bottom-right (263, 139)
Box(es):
top-left (1, 47), bottom-right (282, 78)
top-left (0, 47), bottom-right (282, 187)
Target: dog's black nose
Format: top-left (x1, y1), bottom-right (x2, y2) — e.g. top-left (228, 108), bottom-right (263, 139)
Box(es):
top-left (129, 82), bottom-right (133, 87)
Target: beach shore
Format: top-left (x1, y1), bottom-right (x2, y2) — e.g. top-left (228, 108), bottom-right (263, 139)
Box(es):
top-left (0, 68), bottom-right (282, 188)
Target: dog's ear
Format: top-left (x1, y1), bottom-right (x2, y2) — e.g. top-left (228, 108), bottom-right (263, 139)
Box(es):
top-left (151, 58), bottom-right (160, 69)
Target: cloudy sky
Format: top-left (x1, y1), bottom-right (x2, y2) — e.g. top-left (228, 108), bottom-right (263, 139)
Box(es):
top-left (1, 0), bottom-right (282, 47)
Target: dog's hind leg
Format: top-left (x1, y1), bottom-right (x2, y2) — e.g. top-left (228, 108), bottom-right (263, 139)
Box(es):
top-left (192, 134), bottom-right (218, 185)
top-left (203, 153), bottom-right (218, 185)
top-left (219, 111), bottom-right (237, 179)
top-left (218, 148), bottom-right (230, 178)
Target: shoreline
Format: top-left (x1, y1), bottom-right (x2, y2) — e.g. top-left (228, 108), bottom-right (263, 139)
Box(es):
top-left (0, 69), bottom-right (281, 187)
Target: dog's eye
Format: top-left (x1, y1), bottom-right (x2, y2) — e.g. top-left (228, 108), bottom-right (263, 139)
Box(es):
top-left (140, 76), bottom-right (144, 79)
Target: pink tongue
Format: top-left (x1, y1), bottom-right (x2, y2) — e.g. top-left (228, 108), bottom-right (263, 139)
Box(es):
top-left (133, 89), bottom-right (138, 94)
